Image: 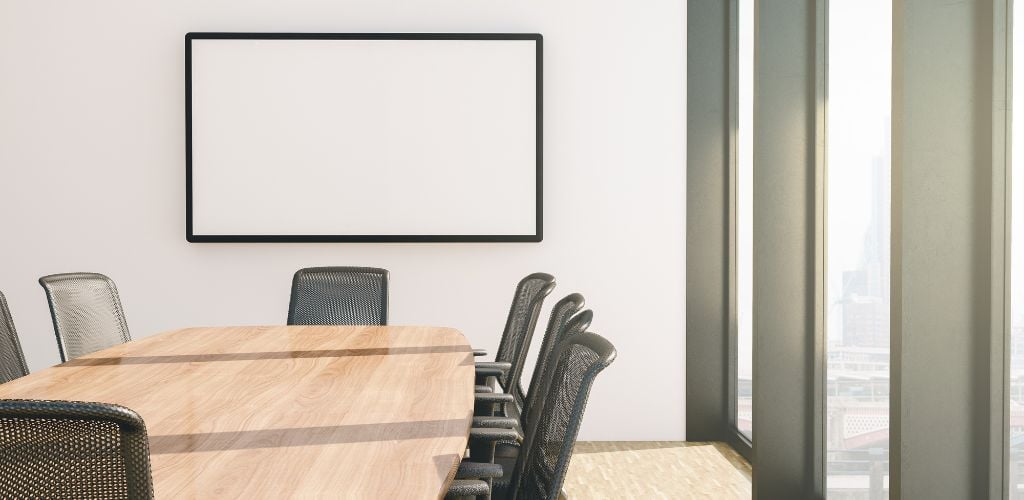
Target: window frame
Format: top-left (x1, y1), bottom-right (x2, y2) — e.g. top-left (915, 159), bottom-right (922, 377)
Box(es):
top-left (727, 0), bottom-right (754, 459)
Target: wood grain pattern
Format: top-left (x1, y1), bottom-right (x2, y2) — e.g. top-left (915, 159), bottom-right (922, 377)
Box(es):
top-left (0, 325), bottom-right (475, 499)
top-left (563, 441), bottom-right (751, 499)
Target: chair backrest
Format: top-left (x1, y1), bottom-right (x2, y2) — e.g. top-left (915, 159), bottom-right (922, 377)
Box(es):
top-left (510, 332), bottom-right (617, 500)
top-left (0, 292), bottom-right (29, 384)
top-left (287, 267), bottom-right (389, 326)
top-left (39, 273), bottom-right (131, 362)
top-left (493, 273), bottom-right (556, 397)
top-left (0, 399), bottom-right (154, 499)
top-left (513, 293), bottom-right (586, 415)
top-left (521, 308), bottom-right (593, 428)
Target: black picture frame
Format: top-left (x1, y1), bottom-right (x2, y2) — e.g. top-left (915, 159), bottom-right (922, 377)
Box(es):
top-left (185, 32), bottom-right (543, 243)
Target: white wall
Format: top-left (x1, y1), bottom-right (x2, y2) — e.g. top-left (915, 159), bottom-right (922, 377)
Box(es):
top-left (0, 0), bottom-right (686, 440)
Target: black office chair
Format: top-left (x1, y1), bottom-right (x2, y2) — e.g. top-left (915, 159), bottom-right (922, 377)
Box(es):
top-left (477, 295), bottom-right (583, 399)
top-left (469, 307), bottom-right (593, 474)
top-left (287, 267), bottom-right (389, 326)
top-left (448, 332), bottom-right (618, 500)
top-left (472, 293), bottom-right (588, 427)
top-left (472, 306), bottom-right (592, 432)
top-left (0, 399), bottom-right (154, 499)
top-left (39, 273), bottom-right (131, 362)
top-left (0, 291), bottom-right (29, 384)
top-left (474, 273), bottom-right (556, 415)
top-left (517, 294), bottom-right (587, 422)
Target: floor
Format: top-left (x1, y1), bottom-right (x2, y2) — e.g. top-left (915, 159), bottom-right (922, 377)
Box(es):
top-left (563, 441), bottom-right (751, 499)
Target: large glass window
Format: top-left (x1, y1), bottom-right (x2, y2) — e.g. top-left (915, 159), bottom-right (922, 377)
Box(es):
top-left (825, 1), bottom-right (891, 498)
top-left (735, 0), bottom-right (754, 440)
top-left (1009, 3), bottom-right (1024, 497)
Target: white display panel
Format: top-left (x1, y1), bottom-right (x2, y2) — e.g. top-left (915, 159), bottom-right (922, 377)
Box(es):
top-left (186, 34), bottom-right (541, 242)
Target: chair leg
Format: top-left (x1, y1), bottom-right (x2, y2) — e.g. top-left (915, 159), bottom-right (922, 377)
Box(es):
top-left (468, 439), bottom-right (496, 463)
top-left (474, 399), bottom-right (495, 417)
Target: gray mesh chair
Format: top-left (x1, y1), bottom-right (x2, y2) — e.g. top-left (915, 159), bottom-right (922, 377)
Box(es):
top-left (470, 308), bottom-right (593, 467)
top-left (517, 294), bottom-right (587, 422)
top-left (449, 332), bottom-right (618, 500)
top-left (287, 267), bottom-right (389, 326)
top-left (472, 294), bottom-right (587, 428)
top-left (0, 292), bottom-right (29, 384)
top-left (474, 273), bottom-right (556, 416)
top-left (0, 399), bottom-right (154, 499)
top-left (39, 273), bottom-right (131, 362)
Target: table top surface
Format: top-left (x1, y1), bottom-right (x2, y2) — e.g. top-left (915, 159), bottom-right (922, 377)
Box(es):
top-left (0, 325), bottom-right (475, 499)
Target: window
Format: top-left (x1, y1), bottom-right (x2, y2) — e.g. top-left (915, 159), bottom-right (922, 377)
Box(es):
top-left (1009, 3), bottom-right (1024, 497)
top-left (825, 1), bottom-right (891, 498)
top-left (735, 0), bottom-right (754, 441)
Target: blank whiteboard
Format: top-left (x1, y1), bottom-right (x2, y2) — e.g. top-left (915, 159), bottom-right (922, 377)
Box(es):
top-left (185, 33), bottom-right (542, 242)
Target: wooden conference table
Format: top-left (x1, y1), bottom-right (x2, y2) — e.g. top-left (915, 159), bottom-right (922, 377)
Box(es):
top-left (0, 325), bottom-right (476, 499)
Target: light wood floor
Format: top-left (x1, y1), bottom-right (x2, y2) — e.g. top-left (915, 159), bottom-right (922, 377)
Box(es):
top-left (563, 442), bottom-right (751, 499)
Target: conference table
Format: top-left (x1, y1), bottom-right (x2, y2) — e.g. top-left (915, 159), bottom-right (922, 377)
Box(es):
top-left (0, 325), bottom-right (476, 499)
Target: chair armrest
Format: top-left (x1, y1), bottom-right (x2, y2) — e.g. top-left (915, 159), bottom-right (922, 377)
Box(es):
top-left (467, 426), bottom-right (521, 463)
top-left (445, 479), bottom-right (491, 499)
top-left (474, 361), bottom-right (512, 378)
top-left (474, 393), bottom-right (514, 404)
top-left (469, 427), bottom-right (521, 443)
top-left (475, 361), bottom-right (511, 388)
top-left (474, 392), bottom-right (513, 417)
top-left (456, 461), bottom-right (504, 479)
top-left (472, 416), bottom-right (519, 429)
top-left (472, 348), bottom-right (488, 357)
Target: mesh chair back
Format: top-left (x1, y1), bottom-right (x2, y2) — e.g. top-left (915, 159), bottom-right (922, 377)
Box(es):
top-left (0, 399), bottom-right (154, 499)
top-left (510, 332), bottom-right (617, 500)
top-left (0, 292), bottom-right (29, 384)
top-left (513, 293), bottom-right (585, 415)
top-left (288, 267), bottom-right (389, 326)
top-left (493, 273), bottom-right (556, 399)
top-left (521, 308), bottom-right (593, 429)
top-left (39, 273), bottom-right (131, 362)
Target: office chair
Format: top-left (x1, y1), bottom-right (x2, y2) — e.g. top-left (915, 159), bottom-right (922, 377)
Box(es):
top-left (473, 273), bottom-right (556, 415)
top-left (521, 298), bottom-right (590, 423)
top-left (0, 399), bottom-right (154, 499)
top-left (287, 267), bottom-right (389, 325)
top-left (472, 306), bottom-right (593, 433)
top-left (39, 273), bottom-right (131, 362)
top-left (448, 332), bottom-right (618, 500)
top-left (470, 307), bottom-right (593, 475)
top-left (472, 292), bottom-right (589, 424)
top-left (0, 291), bottom-right (29, 383)
top-left (477, 292), bottom-right (583, 400)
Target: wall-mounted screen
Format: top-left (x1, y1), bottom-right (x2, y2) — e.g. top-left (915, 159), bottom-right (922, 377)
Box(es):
top-left (186, 33), bottom-right (542, 242)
